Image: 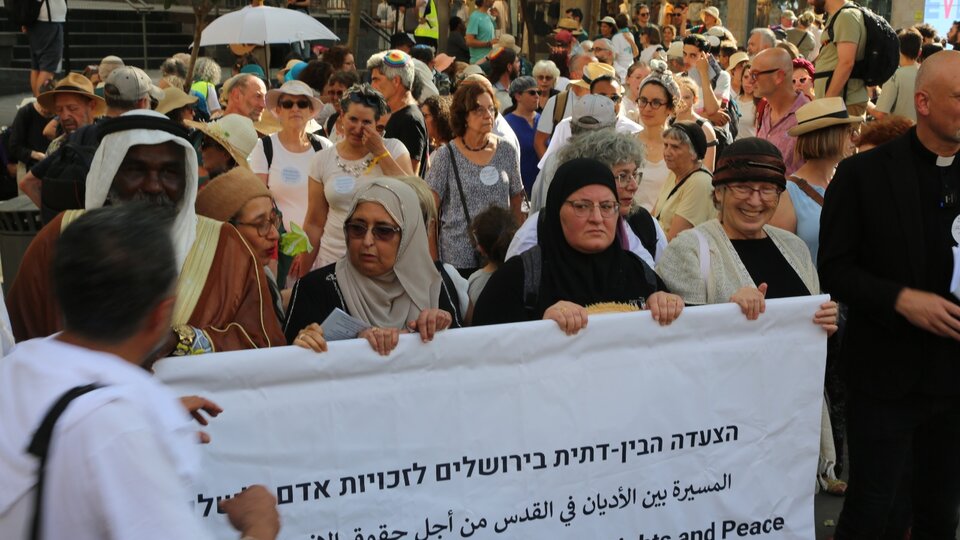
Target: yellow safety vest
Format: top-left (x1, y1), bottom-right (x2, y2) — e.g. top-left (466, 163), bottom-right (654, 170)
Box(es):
top-left (414, 0), bottom-right (439, 40)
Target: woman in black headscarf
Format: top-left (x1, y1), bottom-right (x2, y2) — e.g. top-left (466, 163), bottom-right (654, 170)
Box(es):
top-left (472, 158), bottom-right (684, 334)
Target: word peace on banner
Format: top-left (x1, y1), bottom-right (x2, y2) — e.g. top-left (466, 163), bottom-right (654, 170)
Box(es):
top-left (155, 295), bottom-right (829, 540)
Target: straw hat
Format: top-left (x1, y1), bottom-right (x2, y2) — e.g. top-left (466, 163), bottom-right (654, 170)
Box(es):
top-left (155, 87), bottom-right (198, 115)
top-left (556, 17), bottom-right (578, 31)
top-left (726, 51), bottom-right (750, 72)
top-left (701, 6), bottom-right (721, 24)
top-left (37, 73), bottom-right (106, 116)
top-left (255, 109), bottom-right (284, 136)
top-left (186, 114), bottom-right (258, 168)
top-left (787, 97), bottom-right (863, 137)
top-left (266, 80), bottom-right (322, 111)
top-left (571, 62), bottom-right (617, 90)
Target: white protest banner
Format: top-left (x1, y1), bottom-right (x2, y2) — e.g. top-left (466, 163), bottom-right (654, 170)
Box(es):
top-left (155, 295), bottom-right (828, 540)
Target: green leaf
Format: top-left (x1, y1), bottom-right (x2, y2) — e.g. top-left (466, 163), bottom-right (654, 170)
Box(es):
top-left (280, 222), bottom-right (313, 257)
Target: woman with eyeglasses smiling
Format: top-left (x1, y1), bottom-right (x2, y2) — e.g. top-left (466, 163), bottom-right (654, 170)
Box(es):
top-left (473, 158), bottom-right (683, 333)
top-left (285, 178), bottom-right (463, 356)
top-left (293, 84), bottom-right (414, 279)
top-left (657, 138), bottom-right (838, 330)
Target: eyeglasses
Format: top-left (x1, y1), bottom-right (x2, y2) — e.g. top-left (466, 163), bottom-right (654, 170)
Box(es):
top-left (639, 11), bottom-right (650, 16)
top-left (344, 220), bottom-right (402, 242)
top-left (604, 94), bottom-right (622, 104)
top-left (725, 184), bottom-right (782, 202)
top-left (565, 200), bottom-right (620, 218)
top-left (638, 97), bottom-right (667, 109)
top-left (536, 75), bottom-right (555, 81)
top-left (792, 77), bottom-right (809, 85)
top-left (470, 106), bottom-right (497, 117)
top-left (233, 211), bottom-right (280, 237)
top-left (523, 89), bottom-right (541, 96)
top-left (279, 99), bottom-right (311, 109)
top-left (748, 68), bottom-right (780, 80)
top-left (615, 169), bottom-right (643, 186)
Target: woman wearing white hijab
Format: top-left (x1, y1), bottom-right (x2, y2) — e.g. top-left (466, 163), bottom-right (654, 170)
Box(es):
top-left (285, 178), bottom-right (463, 355)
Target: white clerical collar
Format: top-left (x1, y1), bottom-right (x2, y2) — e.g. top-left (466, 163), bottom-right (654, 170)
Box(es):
top-left (936, 155), bottom-right (955, 167)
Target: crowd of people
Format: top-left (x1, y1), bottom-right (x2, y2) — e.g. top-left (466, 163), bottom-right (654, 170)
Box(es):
top-left (1, 1), bottom-right (959, 539)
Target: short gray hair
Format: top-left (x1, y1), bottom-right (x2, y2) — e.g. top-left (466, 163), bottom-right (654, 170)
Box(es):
top-left (662, 125), bottom-right (699, 161)
top-left (557, 130), bottom-right (645, 170)
top-left (366, 50), bottom-right (415, 90)
top-left (750, 28), bottom-right (777, 49)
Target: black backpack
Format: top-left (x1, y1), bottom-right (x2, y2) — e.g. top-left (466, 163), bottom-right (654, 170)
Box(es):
top-left (260, 133), bottom-right (328, 168)
top-left (39, 141), bottom-right (96, 224)
top-left (825, 3), bottom-right (899, 88)
top-left (7, 0), bottom-right (50, 27)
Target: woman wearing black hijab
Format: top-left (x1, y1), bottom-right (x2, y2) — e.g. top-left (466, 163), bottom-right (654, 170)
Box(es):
top-left (472, 158), bottom-right (684, 334)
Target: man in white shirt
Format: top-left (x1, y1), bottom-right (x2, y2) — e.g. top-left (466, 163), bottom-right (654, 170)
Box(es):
top-left (0, 204), bottom-right (280, 540)
top-left (538, 63), bottom-right (642, 169)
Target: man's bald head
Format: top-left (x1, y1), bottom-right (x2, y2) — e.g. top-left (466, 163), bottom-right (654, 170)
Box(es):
top-left (750, 48), bottom-right (794, 99)
top-left (914, 50), bottom-right (960, 146)
top-left (753, 47), bottom-right (793, 73)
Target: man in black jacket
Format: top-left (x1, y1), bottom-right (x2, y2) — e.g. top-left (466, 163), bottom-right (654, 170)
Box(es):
top-left (819, 50), bottom-right (960, 539)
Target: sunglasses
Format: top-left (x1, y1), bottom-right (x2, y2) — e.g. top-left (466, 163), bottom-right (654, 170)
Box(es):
top-left (279, 99), bottom-right (311, 109)
top-left (793, 77), bottom-right (810, 85)
top-left (344, 221), bottom-right (402, 242)
top-left (524, 89), bottom-right (541, 96)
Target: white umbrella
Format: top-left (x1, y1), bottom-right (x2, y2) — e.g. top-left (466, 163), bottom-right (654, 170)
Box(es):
top-left (199, 5), bottom-right (339, 47)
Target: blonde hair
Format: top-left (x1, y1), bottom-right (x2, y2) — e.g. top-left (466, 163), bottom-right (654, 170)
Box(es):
top-left (675, 76), bottom-right (700, 112)
top-left (795, 123), bottom-right (853, 160)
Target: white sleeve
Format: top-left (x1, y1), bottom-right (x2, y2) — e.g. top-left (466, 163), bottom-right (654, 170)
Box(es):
top-left (505, 211), bottom-right (539, 260)
top-left (537, 96), bottom-right (557, 134)
top-left (713, 71), bottom-right (731, 103)
top-left (385, 138), bottom-right (410, 158)
top-left (442, 263), bottom-right (470, 315)
top-left (249, 137), bottom-right (269, 175)
top-left (537, 119), bottom-right (570, 169)
top-left (66, 403), bottom-right (215, 540)
top-left (624, 225), bottom-right (656, 268)
top-left (206, 85), bottom-right (221, 113)
top-left (652, 218), bottom-right (668, 263)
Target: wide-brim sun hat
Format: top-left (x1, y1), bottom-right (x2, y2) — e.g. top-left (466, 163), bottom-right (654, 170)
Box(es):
top-left (787, 97), bottom-right (863, 137)
top-left (155, 87), bottom-right (198, 115)
top-left (266, 80), bottom-right (323, 111)
top-left (571, 61), bottom-right (616, 90)
top-left (37, 73), bottom-right (107, 117)
top-left (186, 113), bottom-right (258, 169)
top-left (726, 51), bottom-right (750, 72)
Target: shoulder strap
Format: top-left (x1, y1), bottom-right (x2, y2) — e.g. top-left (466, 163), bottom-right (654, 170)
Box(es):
top-left (552, 90), bottom-right (569, 134)
top-left (826, 3), bottom-right (858, 43)
top-left (520, 245), bottom-right (542, 313)
top-left (261, 135), bottom-right (273, 169)
top-left (28, 383), bottom-right (104, 540)
top-left (788, 175), bottom-right (825, 206)
top-left (692, 228), bottom-right (714, 302)
top-left (661, 167), bottom-right (711, 213)
top-left (445, 143), bottom-right (472, 226)
top-left (308, 134), bottom-right (326, 152)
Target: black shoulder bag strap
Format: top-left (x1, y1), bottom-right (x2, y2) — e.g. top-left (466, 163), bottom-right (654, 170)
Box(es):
top-left (27, 383), bottom-right (103, 540)
top-left (261, 135), bottom-right (274, 170)
top-left (446, 142), bottom-right (479, 267)
top-left (813, 4), bottom-right (857, 101)
top-left (657, 167), bottom-right (712, 220)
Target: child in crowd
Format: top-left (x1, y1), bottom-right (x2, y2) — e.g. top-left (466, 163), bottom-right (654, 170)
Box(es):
top-left (465, 206), bottom-right (518, 323)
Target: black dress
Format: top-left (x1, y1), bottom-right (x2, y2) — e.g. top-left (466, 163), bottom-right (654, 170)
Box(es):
top-left (284, 261), bottom-right (464, 342)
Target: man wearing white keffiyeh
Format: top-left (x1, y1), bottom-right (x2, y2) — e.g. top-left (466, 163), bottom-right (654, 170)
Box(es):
top-left (6, 110), bottom-right (285, 354)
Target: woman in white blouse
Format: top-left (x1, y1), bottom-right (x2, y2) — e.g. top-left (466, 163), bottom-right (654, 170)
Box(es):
top-left (293, 84), bottom-right (413, 277)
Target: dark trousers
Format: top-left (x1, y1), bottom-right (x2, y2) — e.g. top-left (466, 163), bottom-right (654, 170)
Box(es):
top-left (835, 391), bottom-right (960, 539)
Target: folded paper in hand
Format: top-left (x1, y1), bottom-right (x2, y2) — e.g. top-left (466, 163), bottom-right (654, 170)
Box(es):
top-left (320, 308), bottom-right (371, 341)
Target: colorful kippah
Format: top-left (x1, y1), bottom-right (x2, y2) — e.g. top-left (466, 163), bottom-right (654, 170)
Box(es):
top-left (384, 50), bottom-right (410, 67)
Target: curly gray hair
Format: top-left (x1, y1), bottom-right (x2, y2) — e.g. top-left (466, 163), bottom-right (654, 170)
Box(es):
top-left (556, 130), bottom-right (646, 170)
